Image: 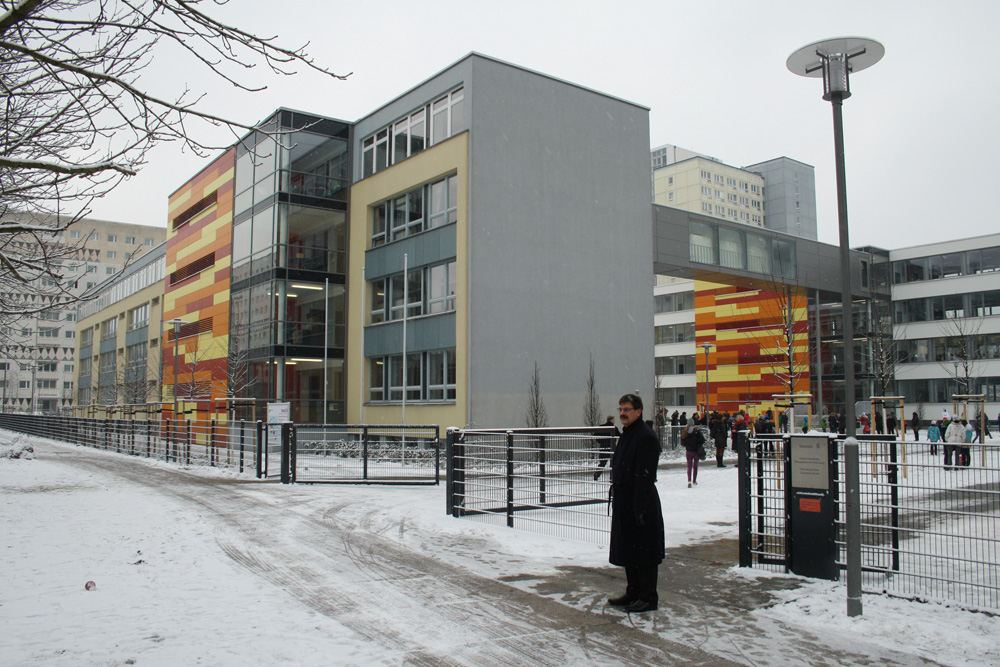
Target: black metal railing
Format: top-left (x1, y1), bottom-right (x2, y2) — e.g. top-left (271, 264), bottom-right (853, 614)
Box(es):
top-left (285, 423), bottom-right (440, 484)
top-left (447, 427), bottom-right (617, 544)
top-left (0, 413), bottom-right (261, 474)
top-left (738, 433), bottom-right (1000, 613)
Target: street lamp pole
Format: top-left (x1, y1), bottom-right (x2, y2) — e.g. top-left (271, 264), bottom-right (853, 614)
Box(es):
top-left (788, 37), bottom-right (884, 621)
top-left (700, 341), bottom-right (715, 415)
top-left (166, 318), bottom-right (188, 420)
top-left (787, 37), bottom-right (884, 440)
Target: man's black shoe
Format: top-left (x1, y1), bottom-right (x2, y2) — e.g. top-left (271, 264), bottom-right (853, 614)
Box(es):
top-left (622, 599), bottom-right (657, 613)
top-left (607, 594), bottom-right (635, 606)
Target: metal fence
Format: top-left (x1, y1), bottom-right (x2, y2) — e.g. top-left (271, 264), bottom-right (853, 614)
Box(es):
top-left (739, 434), bottom-right (1000, 613)
top-left (446, 427), bottom-right (617, 543)
top-left (286, 423), bottom-right (440, 484)
top-left (0, 413), bottom-right (260, 473)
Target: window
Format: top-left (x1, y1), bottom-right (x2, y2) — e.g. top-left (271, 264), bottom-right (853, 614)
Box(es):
top-left (714, 174), bottom-right (724, 185)
top-left (125, 236), bottom-right (135, 244)
top-left (701, 170), bottom-right (711, 182)
top-left (107, 234), bottom-right (117, 243)
top-left (701, 186), bottom-right (712, 197)
top-left (701, 202), bottom-right (712, 213)
top-left (727, 177), bottom-right (737, 188)
top-left (655, 322), bottom-right (696, 344)
top-left (38, 362), bottom-right (57, 372)
top-left (428, 174), bottom-right (458, 229)
top-left (38, 379), bottom-right (56, 389)
top-left (64, 330), bottom-right (75, 339)
top-left (668, 192), bottom-right (674, 202)
top-left (430, 88), bottom-right (464, 145)
top-left (19, 380), bottom-right (30, 389)
top-left (144, 238), bottom-right (155, 247)
top-left (80, 328), bottom-right (93, 347)
top-left (371, 173), bottom-right (457, 247)
top-left (369, 349), bottom-right (456, 402)
top-left (64, 364), bottom-right (73, 372)
top-left (727, 193), bottom-right (737, 204)
top-left (39, 311), bottom-right (60, 321)
top-left (64, 312), bottom-right (76, 322)
top-left (69, 230), bottom-right (81, 239)
top-left (689, 221), bottom-right (716, 265)
top-left (107, 251), bottom-right (117, 259)
top-left (106, 267), bottom-right (114, 275)
top-left (391, 109), bottom-right (427, 165)
top-left (370, 261), bottom-right (456, 323)
top-left (39, 327), bottom-right (58, 338)
top-left (715, 189), bottom-right (724, 200)
top-left (128, 304), bottom-right (149, 331)
top-left (86, 265), bottom-right (96, 273)
top-left (427, 262), bottom-right (457, 314)
top-left (64, 382), bottom-right (73, 390)
top-left (89, 232), bottom-right (99, 241)
top-left (100, 317), bottom-right (117, 341)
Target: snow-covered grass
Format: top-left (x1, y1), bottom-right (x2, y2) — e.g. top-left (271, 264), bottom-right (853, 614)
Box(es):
top-left (2, 430), bottom-right (997, 666)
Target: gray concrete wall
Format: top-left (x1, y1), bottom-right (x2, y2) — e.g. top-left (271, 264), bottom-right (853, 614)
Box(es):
top-left (464, 57), bottom-right (654, 427)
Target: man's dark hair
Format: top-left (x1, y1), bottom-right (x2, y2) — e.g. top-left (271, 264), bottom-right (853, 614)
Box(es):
top-left (619, 393), bottom-right (643, 412)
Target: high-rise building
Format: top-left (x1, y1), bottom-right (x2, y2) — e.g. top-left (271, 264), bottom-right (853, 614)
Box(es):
top-left (743, 157), bottom-right (817, 241)
top-left (0, 216), bottom-right (164, 414)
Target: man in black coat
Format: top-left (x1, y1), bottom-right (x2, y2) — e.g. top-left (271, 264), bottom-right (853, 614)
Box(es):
top-left (608, 393), bottom-right (665, 613)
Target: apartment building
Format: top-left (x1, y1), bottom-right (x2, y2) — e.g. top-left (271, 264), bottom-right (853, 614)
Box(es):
top-left (892, 234), bottom-right (1000, 420)
top-left (0, 217), bottom-right (164, 414)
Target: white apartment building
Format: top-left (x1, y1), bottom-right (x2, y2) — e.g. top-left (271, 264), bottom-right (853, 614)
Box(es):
top-left (653, 276), bottom-right (697, 417)
top-left (0, 217), bottom-right (165, 414)
top-left (891, 233), bottom-right (1000, 423)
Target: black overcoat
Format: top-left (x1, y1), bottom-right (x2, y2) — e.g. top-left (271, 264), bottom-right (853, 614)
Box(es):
top-left (609, 419), bottom-right (665, 568)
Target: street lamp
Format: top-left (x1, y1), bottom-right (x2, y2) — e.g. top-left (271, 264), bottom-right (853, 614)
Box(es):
top-left (166, 318), bottom-right (188, 420)
top-left (787, 37), bottom-right (884, 440)
top-left (700, 341), bottom-right (715, 415)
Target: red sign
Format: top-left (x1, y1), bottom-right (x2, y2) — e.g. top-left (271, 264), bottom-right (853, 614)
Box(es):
top-left (800, 498), bottom-right (822, 513)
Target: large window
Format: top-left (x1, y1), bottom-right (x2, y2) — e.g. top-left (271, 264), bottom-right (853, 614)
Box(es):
top-left (127, 304), bottom-right (149, 331)
top-left (369, 349), bottom-right (456, 402)
top-left (371, 174), bottom-right (457, 247)
top-left (100, 318), bottom-right (117, 341)
top-left (370, 261), bottom-right (456, 323)
top-left (654, 291), bottom-right (695, 313)
top-left (655, 322), bottom-right (696, 344)
top-left (655, 355), bottom-right (696, 375)
top-left (362, 88), bottom-right (465, 178)
top-left (893, 246), bottom-right (1000, 284)
top-left (689, 221), bottom-right (716, 265)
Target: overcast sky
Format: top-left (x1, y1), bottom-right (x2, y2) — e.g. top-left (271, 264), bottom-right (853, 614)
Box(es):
top-left (87, 0), bottom-right (999, 251)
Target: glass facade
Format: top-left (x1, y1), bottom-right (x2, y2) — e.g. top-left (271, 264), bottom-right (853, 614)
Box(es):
top-left (689, 220), bottom-right (797, 279)
top-left (229, 111), bottom-right (350, 423)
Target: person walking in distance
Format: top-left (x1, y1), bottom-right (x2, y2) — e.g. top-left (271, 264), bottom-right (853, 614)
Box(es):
top-left (607, 394), bottom-right (664, 614)
top-left (909, 412), bottom-right (921, 441)
top-left (944, 418), bottom-right (965, 469)
top-left (681, 417), bottom-right (701, 487)
top-left (593, 415), bottom-right (618, 481)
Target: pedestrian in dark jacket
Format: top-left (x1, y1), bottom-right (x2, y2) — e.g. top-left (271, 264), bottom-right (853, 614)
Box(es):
top-left (593, 415), bottom-right (618, 480)
top-left (886, 411), bottom-right (897, 436)
top-left (909, 412), bottom-right (920, 441)
top-left (607, 394), bottom-right (664, 614)
top-left (682, 417), bottom-right (702, 487)
top-left (710, 412), bottom-right (727, 467)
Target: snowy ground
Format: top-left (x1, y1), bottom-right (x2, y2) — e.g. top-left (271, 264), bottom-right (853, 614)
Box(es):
top-left (1, 431), bottom-right (997, 666)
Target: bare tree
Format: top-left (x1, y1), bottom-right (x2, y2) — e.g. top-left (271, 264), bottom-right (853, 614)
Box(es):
top-left (525, 361), bottom-right (548, 428)
top-left (226, 333), bottom-right (257, 399)
top-left (583, 353), bottom-right (601, 427)
top-left (938, 317), bottom-right (985, 399)
top-left (173, 337), bottom-right (217, 403)
top-left (1, 0), bottom-right (348, 314)
top-left (866, 291), bottom-right (897, 398)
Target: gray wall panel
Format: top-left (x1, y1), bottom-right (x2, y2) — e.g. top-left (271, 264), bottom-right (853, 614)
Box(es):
top-left (464, 58), bottom-right (654, 427)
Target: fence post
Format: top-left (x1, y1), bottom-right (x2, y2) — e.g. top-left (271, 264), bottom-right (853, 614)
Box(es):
top-left (845, 438), bottom-right (863, 617)
top-left (290, 423), bottom-right (297, 483)
top-left (185, 420), bottom-right (191, 465)
top-left (362, 426), bottom-right (369, 481)
top-left (434, 427), bottom-right (441, 486)
top-left (538, 435), bottom-right (546, 506)
top-left (506, 430), bottom-right (515, 528)
top-left (737, 431), bottom-right (751, 567)
top-left (280, 422), bottom-right (292, 484)
top-left (256, 420), bottom-right (264, 478)
top-left (888, 440), bottom-right (900, 572)
top-left (239, 419), bottom-right (245, 473)
top-left (445, 428), bottom-right (457, 515)
top-left (210, 419), bottom-right (216, 467)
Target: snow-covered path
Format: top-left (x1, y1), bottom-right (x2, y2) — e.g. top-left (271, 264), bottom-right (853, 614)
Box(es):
top-left (3, 436), bottom-right (998, 666)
